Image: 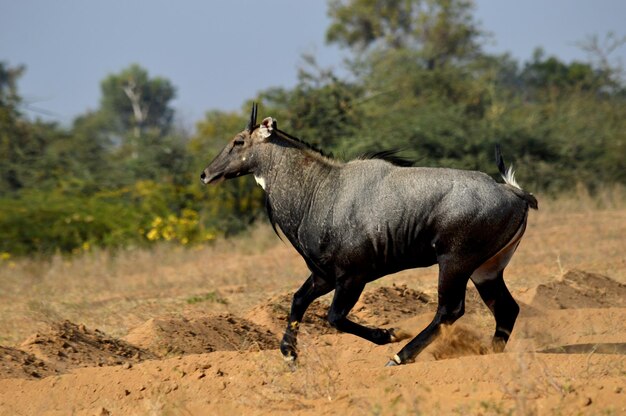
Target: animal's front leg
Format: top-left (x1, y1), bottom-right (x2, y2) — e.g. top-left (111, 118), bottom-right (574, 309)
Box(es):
top-left (280, 273), bottom-right (333, 361)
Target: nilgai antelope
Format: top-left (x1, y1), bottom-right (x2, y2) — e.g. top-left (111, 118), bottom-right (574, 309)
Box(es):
top-left (201, 104), bottom-right (537, 366)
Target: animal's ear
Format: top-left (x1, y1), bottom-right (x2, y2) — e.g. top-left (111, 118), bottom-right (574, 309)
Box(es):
top-left (259, 117), bottom-right (277, 140)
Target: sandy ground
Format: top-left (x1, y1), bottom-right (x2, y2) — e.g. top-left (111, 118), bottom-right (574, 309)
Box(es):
top-left (1, 205), bottom-right (625, 415)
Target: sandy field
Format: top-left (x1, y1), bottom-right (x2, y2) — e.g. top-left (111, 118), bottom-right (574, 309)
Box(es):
top-left (1, 195), bottom-right (625, 415)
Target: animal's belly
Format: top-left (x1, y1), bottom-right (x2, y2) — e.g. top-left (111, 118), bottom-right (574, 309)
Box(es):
top-left (322, 237), bottom-right (438, 279)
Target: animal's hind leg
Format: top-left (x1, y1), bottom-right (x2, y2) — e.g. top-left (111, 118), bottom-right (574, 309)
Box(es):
top-left (327, 278), bottom-right (400, 345)
top-left (472, 271), bottom-right (519, 352)
top-left (387, 265), bottom-right (469, 366)
top-left (280, 273), bottom-right (333, 361)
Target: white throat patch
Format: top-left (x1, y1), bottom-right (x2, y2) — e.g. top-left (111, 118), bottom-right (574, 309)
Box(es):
top-left (254, 175), bottom-right (266, 190)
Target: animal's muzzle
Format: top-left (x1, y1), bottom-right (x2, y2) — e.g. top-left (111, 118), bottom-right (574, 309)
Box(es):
top-left (200, 170), bottom-right (225, 185)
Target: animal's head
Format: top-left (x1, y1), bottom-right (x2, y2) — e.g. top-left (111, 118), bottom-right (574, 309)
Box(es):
top-left (200, 103), bottom-right (276, 185)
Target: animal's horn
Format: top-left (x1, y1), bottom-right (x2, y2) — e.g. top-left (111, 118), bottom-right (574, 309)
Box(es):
top-left (247, 102), bottom-right (258, 132)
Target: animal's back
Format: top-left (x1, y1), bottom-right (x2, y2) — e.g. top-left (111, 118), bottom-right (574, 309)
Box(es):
top-left (335, 160), bottom-right (526, 231)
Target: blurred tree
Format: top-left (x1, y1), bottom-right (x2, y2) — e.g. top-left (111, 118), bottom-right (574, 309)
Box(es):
top-left (323, 0), bottom-right (492, 164)
top-left (326, 1), bottom-right (626, 191)
top-left (578, 32), bottom-right (626, 94)
top-left (66, 111), bottom-right (115, 188)
top-left (0, 63), bottom-right (73, 193)
top-left (327, 0), bottom-right (484, 69)
top-left (96, 65), bottom-right (190, 185)
top-left (0, 62), bottom-right (27, 192)
top-left (521, 48), bottom-right (608, 95)
top-left (100, 64), bottom-right (176, 157)
top-left (124, 130), bottom-right (191, 186)
top-left (259, 55), bottom-right (362, 151)
top-left (0, 62), bottom-right (24, 108)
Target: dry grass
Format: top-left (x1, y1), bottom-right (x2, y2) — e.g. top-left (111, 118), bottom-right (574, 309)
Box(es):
top-left (1, 190), bottom-right (624, 347)
top-left (510, 186), bottom-right (626, 286)
top-left (0, 224), bottom-right (307, 344)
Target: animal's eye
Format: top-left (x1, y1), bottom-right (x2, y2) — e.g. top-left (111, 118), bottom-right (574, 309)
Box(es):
top-left (233, 137), bottom-right (245, 146)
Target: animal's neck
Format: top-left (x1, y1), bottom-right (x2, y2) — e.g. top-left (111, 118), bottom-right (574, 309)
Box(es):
top-left (255, 137), bottom-right (338, 193)
top-left (255, 139), bottom-right (338, 237)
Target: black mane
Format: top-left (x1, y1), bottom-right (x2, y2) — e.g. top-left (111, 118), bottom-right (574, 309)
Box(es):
top-left (275, 129), bottom-right (416, 167)
top-left (275, 128), bottom-right (334, 158)
top-left (256, 123), bottom-right (414, 167)
top-left (359, 149), bottom-right (415, 167)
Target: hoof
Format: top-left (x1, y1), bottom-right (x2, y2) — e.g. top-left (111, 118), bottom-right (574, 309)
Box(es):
top-left (280, 340), bottom-right (298, 362)
top-left (388, 328), bottom-right (411, 343)
top-left (283, 354), bottom-right (297, 372)
top-left (492, 337), bottom-right (506, 353)
top-left (385, 354), bottom-right (402, 367)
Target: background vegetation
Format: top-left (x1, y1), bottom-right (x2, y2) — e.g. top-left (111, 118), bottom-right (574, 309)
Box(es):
top-left (1, 0), bottom-right (625, 256)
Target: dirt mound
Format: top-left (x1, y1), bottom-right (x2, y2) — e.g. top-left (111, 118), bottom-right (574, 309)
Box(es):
top-left (352, 284), bottom-right (433, 325)
top-left (0, 346), bottom-right (60, 380)
top-left (246, 293), bottom-right (335, 336)
top-left (508, 307), bottom-right (626, 353)
top-left (20, 321), bottom-right (154, 372)
top-left (246, 285), bottom-right (433, 337)
top-left (530, 270), bottom-right (626, 309)
top-left (124, 313), bottom-right (278, 357)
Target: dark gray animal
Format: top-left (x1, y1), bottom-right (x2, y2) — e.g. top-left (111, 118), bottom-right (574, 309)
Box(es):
top-left (201, 104), bottom-right (538, 366)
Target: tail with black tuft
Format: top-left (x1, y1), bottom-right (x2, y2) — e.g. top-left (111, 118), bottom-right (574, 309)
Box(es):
top-left (495, 144), bottom-right (538, 210)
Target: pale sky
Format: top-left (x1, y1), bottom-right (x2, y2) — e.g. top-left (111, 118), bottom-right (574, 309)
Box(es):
top-left (1, 0), bottom-right (625, 127)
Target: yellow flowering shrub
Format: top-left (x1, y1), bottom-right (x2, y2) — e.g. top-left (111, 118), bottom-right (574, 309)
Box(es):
top-left (145, 209), bottom-right (215, 245)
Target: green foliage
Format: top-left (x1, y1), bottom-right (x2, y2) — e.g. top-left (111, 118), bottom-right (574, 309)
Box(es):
top-left (323, 0), bottom-right (626, 192)
top-left (0, 190), bottom-right (143, 255)
top-left (521, 48), bottom-right (615, 94)
top-left (0, 181), bottom-right (218, 256)
top-left (0, 62), bottom-right (220, 256)
top-left (327, 0), bottom-right (483, 69)
top-left (259, 55), bottom-right (362, 150)
top-left (0, 63), bottom-right (58, 193)
top-left (327, 0), bottom-right (417, 50)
